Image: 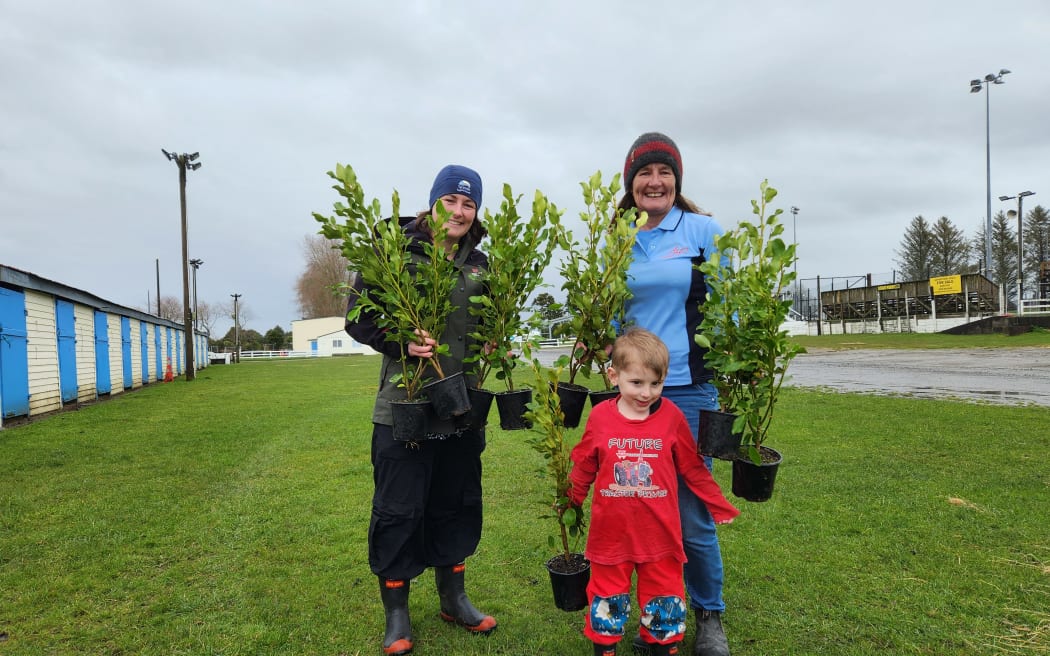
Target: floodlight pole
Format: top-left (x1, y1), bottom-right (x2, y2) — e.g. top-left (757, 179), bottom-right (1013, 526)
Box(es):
top-left (969, 69), bottom-right (1009, 280)
top-left (189, 258), bottom-right (203, 330)
top-left (162, 149), bottom-right (202, 380)
top-left (790, 206), bottom-right (800, 315)
top-left (1000, 191), bottom-right (1035, 313)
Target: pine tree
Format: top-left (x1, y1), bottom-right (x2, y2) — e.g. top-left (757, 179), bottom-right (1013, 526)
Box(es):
top-left (988, 211), bottom-right (1019, 299)
top-left (929, 216), bottom-right (971, 276)
top-left (1023, 205), bottom-right (1050, 295)
top-left (895, 215), bottom-right (934, 281)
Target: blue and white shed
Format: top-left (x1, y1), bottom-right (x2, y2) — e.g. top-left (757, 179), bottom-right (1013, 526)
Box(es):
top-left (0, 264), bottom-right (207, 427)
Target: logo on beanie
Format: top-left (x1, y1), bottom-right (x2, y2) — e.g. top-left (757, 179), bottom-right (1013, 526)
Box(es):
top-left (457, 179), bottom-right (472, 196)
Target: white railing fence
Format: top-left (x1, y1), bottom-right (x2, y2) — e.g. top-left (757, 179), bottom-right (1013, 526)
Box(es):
top-left (1019, 298), bottom-right (1050, 315)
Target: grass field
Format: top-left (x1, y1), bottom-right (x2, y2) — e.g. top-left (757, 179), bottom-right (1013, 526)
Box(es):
top-left (1, 353), bottom-right (1048, 655)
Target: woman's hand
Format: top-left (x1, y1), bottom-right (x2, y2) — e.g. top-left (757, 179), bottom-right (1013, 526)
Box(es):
top-left (407, 329), bottom-right (437, 359)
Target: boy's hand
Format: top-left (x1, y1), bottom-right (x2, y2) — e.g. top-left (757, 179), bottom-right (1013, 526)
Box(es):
top-left (716, 517), bottom-right (734, 525)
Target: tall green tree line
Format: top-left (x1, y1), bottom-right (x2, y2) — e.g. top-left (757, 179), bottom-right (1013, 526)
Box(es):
top-left (895, 205), bottom-right (1050, 300)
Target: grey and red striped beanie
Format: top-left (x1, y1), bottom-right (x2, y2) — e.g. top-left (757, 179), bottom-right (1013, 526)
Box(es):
top-left (623, 132), bottom-right (683, 193)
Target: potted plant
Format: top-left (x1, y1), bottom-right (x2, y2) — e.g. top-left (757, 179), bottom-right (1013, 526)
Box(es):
top-left (467, 184), bottom-right (563, 430)
top-left (522, 353), bottom-right (589, 612)
top-left (694, 179), bottom-right (805, 501)
top-left (314, 163), bottom-right (471, 434)
top-left (554, 171), bottom-right (644, 426)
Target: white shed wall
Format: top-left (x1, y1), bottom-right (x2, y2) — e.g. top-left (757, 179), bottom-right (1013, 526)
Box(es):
top-left (130, 320), bottom-right (143, 388)
top-left (314, 329), bottom-right (376, 357)
top-left (74, 303), bottom-right (96, 401)
top-left (107, 314), bottom-right (124, 395)
top-left (25, 290), bottom-right (61, 416)
top-left (291, 317), bottom-right (345, 352)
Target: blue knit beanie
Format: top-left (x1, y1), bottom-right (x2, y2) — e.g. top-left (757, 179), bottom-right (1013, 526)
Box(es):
top-left (428, 164), bottom-right (483, 209)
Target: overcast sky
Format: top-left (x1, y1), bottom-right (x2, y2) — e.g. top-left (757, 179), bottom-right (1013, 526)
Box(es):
top-left (3, 1), bottom-right (1049, 335)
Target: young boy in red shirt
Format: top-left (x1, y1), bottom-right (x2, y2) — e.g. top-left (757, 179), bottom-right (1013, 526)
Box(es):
top-left (567, 328), bottom-right (739, 656)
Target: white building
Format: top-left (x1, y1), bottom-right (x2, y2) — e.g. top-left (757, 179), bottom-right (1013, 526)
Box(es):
top-left (290, 316), bottom-right (375, 356)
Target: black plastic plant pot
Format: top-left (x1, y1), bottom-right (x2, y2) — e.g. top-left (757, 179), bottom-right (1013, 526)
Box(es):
top-left (495, 388), bottom-right (532, 430)
top-left (698, 409), bottom-right (743, 460)
top-left (588, 389), bottom-right (618, 408)
top-left (466, 387), bottom-right (495, 429)
top-left (555, 383), bottom-right (590, 429)
top-left (422, 371), bottom-right (472, 420)
top-left (390, 399), bottom-right (434, 442)
top-left (731, 446), bottom-right (783, 502)
top-left (545, 553), bottom-right (591, 612)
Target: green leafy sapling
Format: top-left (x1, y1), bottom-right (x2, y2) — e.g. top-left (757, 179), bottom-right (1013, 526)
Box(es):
top-left (523, 351), bottom-right (585, 561)
top-left (468, 184), bottom-right (562, 391)
top-left (555, 171), bottom-right (645, 389)
top-left (313, 163), bottom-right (459, 400)
top-left (694, 180), bottom-right (805, 464)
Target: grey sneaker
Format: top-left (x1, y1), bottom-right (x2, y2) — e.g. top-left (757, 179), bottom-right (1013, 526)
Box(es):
top-left (693, 610), bottom-right (730, 656)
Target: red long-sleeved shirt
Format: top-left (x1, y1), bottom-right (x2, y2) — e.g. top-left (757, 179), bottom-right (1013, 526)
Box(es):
top-left (568, 397), bottom-right (739, 566)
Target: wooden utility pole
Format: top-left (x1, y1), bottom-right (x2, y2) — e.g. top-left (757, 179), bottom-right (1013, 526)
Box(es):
top-left (161, 149), bottom-right (201, 380)
top-left (231, 293), bottom-right (242, 363)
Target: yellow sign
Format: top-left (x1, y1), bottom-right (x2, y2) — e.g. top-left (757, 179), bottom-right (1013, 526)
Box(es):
top-left (930, 275), bottom-right (962, 295)
top-left (877, 284), bottom-right (901, 291)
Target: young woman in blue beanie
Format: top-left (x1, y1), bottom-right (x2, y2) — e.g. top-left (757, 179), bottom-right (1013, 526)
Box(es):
top-left (616, 133), bottom-right (734, 656)
top-left (345, 164), bottom-right (496, 655)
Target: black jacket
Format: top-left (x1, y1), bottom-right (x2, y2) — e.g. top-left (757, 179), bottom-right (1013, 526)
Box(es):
top-left (345, 216), bottom-right (488, 428)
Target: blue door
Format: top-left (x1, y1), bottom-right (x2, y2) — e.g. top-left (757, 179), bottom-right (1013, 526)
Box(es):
top-left (55, 299), bottom-right (78, 403)
top-left (121, 317), bottom-right (132, 389)
top-left (154, 325), bottom-right (162, 381)
top-left (140, 322), bottom-right (150, 383)
top-left (165, 327), bottom-right (173, 373)
top-left (175, 331), bottom-right (183, 374)
top-left (0, 287), bottom-right (30, 418)
top-left (94, 311), bottom-right (110, 394)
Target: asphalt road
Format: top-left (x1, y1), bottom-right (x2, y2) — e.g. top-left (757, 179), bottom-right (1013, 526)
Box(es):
top-left (533, 345), bottom-right (1050, 408)
top-left (786, 346), bottom-right (1050, 407)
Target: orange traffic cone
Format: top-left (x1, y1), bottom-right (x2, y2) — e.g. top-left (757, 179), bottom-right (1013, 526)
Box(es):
top-left (164, 359), bottom-right (174, 382)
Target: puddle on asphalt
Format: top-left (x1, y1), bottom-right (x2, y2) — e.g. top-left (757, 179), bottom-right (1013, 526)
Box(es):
top-left (785, 348), bottom-right (1050, 407)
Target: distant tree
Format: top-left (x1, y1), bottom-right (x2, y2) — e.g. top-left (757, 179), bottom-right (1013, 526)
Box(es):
top-left (234, 329), bottom-right (264, 351)
top-left (195, 300), bottom-right (218, 336)
top-left (212, 326), bottom-right (265, 352)
top-left (532, 292), bottom-right (565, 321)
top-left (264, 325), bottom-right (291, 350)
top-left (158, 295), bottom-right (183, 322)
top-left (296, 234), bottom-right (349, 318)
top-left (974, 212), bottom-right (1019, 297)
top-left (928, 216), bottom-right (971, 277)
top-left (220, 298), bottom-right (252, 334)
top-left (1023, 205), bottom-right (1050, 295)
top-left (972, 227), bottom-right (989, 277)
top-left (992, 212), bottom-right (1018, 297)
top-left (895, 215), bottom-right (934, 281)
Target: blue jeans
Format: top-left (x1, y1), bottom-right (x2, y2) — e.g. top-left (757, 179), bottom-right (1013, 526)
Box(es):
top-left (661, 383), bottom-right (725, 612)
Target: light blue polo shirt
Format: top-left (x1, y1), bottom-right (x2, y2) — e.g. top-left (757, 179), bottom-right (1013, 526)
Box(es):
top-left (624, 207), bottom-right (725, 386)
